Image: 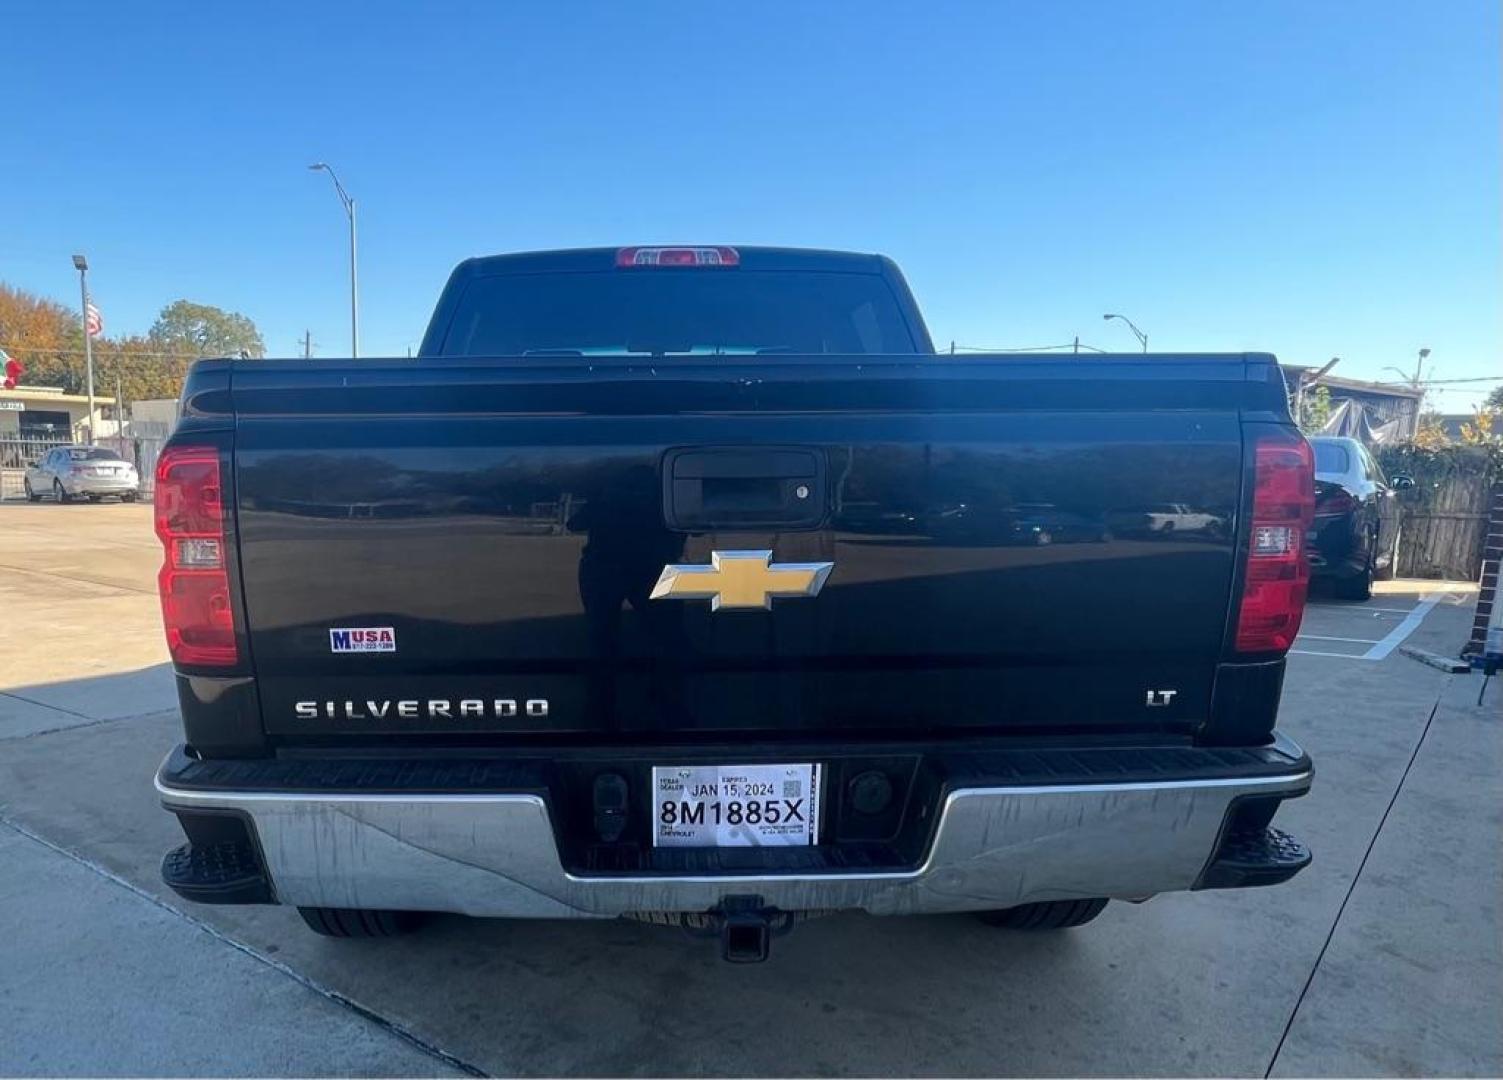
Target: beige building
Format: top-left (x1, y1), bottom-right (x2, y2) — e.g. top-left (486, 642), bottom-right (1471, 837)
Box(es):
top-left (0, 385), bottom-right (110, 442)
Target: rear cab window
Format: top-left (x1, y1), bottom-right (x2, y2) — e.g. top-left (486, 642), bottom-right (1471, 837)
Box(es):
top-left (437, 270), bottom-right (919, 357)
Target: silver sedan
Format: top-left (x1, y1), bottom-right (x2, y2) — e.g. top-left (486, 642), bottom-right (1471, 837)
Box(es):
top-left (24, 445), bottom-right (141, 503)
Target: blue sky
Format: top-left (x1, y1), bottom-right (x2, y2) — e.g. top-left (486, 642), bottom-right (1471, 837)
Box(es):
top-left (4, 1), bottom-right (1498, 407)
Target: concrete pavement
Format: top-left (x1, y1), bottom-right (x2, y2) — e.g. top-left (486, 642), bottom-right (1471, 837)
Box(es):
top-left (1270, 669), bottom-right (1502, 1076)
top-left (0, 501), bottom-right (172, 739)
top-left (1, 502), bottom-right (472, 1075)
top-left (0, 501), bottom-right (1498, 1076)
top-left (0, 825), bottom-right (461, 1078)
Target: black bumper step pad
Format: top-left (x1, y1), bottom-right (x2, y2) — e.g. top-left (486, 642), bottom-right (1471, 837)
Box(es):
top-left (161, 841), bottom-right (273, 905)
top-left (1198, 826), bottom-right (1311, 889)
top-left (159, 739), bottom-right (1308, 795)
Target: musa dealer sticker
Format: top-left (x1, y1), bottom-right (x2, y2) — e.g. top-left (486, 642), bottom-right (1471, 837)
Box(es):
top-left (329, 627), bottom-right (396, 653)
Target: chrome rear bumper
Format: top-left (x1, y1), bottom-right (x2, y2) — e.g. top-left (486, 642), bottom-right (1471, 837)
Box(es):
top-left (156, 736), bottom-right (1311, 918)
top-left (64, 476), bottom-right (138, 495)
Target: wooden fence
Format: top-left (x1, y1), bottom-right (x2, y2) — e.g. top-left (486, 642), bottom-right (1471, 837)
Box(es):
top-left (1383, 449), bottom-right (1498, 581)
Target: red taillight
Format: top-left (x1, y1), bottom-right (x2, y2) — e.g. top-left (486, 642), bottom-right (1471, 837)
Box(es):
top-left (1235, 430), bottom-right (1315, 654)
top-left (1316, 488), bottom-right (1358, 515)
top-left (616, 246), bottom-right (740, 267)
top-left (154, 446), bottom-right (237, 667)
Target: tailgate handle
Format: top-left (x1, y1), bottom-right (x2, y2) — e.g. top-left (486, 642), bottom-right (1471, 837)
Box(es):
top-left (664, 448), bottom-right (825, 530)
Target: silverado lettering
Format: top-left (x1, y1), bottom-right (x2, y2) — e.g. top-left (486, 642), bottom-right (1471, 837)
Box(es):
top-left (293, 699), bottom-right (550, 720)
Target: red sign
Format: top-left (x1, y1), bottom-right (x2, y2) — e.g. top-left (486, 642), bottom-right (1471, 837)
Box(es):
top-left (2, 350), bottom-right (23, 390)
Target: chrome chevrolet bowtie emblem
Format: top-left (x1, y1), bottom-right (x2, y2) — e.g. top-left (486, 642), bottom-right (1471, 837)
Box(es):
top-left (650, 550), bottom-right (834, 611)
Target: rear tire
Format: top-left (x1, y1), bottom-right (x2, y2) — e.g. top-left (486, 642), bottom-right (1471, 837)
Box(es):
top-left (24, 479), bottom-right (40, 503)
top-left (976, 897), bottom-right (1108, 930)
top-left (297, 906), bottom-right (422, 938)
top-left (1336, 560), bottom-right (1373, 602)
top-left (121, 492), bottom-right (138, 503)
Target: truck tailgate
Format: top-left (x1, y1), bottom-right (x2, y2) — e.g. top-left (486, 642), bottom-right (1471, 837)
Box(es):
top-left (230, 355), bottom-right (1267, 743)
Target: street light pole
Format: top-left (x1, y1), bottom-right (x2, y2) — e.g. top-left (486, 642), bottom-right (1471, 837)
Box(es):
top-left (1382, 347), bottom-right (1432, 391)
top-left (309, 163), bottom-right (359, 358)
top-left (1102, 313), bottom-right (1148, 353)
top-left (72, 254), bottom-right (96, 443)
top-left (1413, 347), bottom-right (1431, 388)
top-left (348, 196), bottom-right (359, 358)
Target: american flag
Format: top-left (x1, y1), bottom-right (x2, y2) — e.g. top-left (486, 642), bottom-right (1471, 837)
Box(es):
top-left (85, 302), bottom-right (103, 338)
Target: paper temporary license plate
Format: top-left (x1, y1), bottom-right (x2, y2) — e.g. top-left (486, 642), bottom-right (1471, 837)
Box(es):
top-left (652, 763), bottom-right (820, 847)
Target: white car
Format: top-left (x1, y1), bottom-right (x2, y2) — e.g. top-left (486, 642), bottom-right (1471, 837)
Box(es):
top-left (24, 445), bottom-right (140, 503)
top-left (1143, 503), bottom-right (1219, 533)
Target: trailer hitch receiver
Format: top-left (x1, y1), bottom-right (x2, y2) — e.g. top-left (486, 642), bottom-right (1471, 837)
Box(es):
top-left (683, 895), bottom-right (795, 963)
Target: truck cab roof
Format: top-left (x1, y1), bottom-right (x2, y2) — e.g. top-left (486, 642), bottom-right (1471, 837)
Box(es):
top-left (420, 245), bottom-right (935, 357)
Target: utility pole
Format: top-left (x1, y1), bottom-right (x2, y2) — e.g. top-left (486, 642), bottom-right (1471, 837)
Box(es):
top-left (302, 330), bottom-right (313, 359)
top-left (1073, 336), bottom-right (1080, 354)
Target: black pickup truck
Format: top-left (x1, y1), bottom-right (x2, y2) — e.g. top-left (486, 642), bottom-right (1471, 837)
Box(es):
top-left (154, 246), bottom-right (1314, 961)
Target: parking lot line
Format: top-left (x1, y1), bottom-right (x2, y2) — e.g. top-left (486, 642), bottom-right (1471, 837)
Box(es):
top-left (1363, 593), bottom-right (1447, 661)
top-left (1291, 592), bottom-right (1449, 662)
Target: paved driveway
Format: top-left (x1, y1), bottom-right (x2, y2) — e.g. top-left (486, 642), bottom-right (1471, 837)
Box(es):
top-left (0, 501), bottom-right (1497, 1077)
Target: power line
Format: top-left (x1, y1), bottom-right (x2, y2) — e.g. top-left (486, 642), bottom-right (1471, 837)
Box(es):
top-left (0, 343), bottom-right (203, 360)
top-left (1372, 375), bottom-right (1503, 386)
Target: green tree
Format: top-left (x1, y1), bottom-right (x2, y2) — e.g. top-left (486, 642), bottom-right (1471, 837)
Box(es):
top-left (1486, 384), bottom-right (1503, 411)
top-left (93, 335), bottom-right (194, 403)
top-left (3, 284), bottom-right (267, 402)
top-left (1298, 384), bottom-right (1332, 434)
top-left (149, 300), bottom-right (265, 359)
